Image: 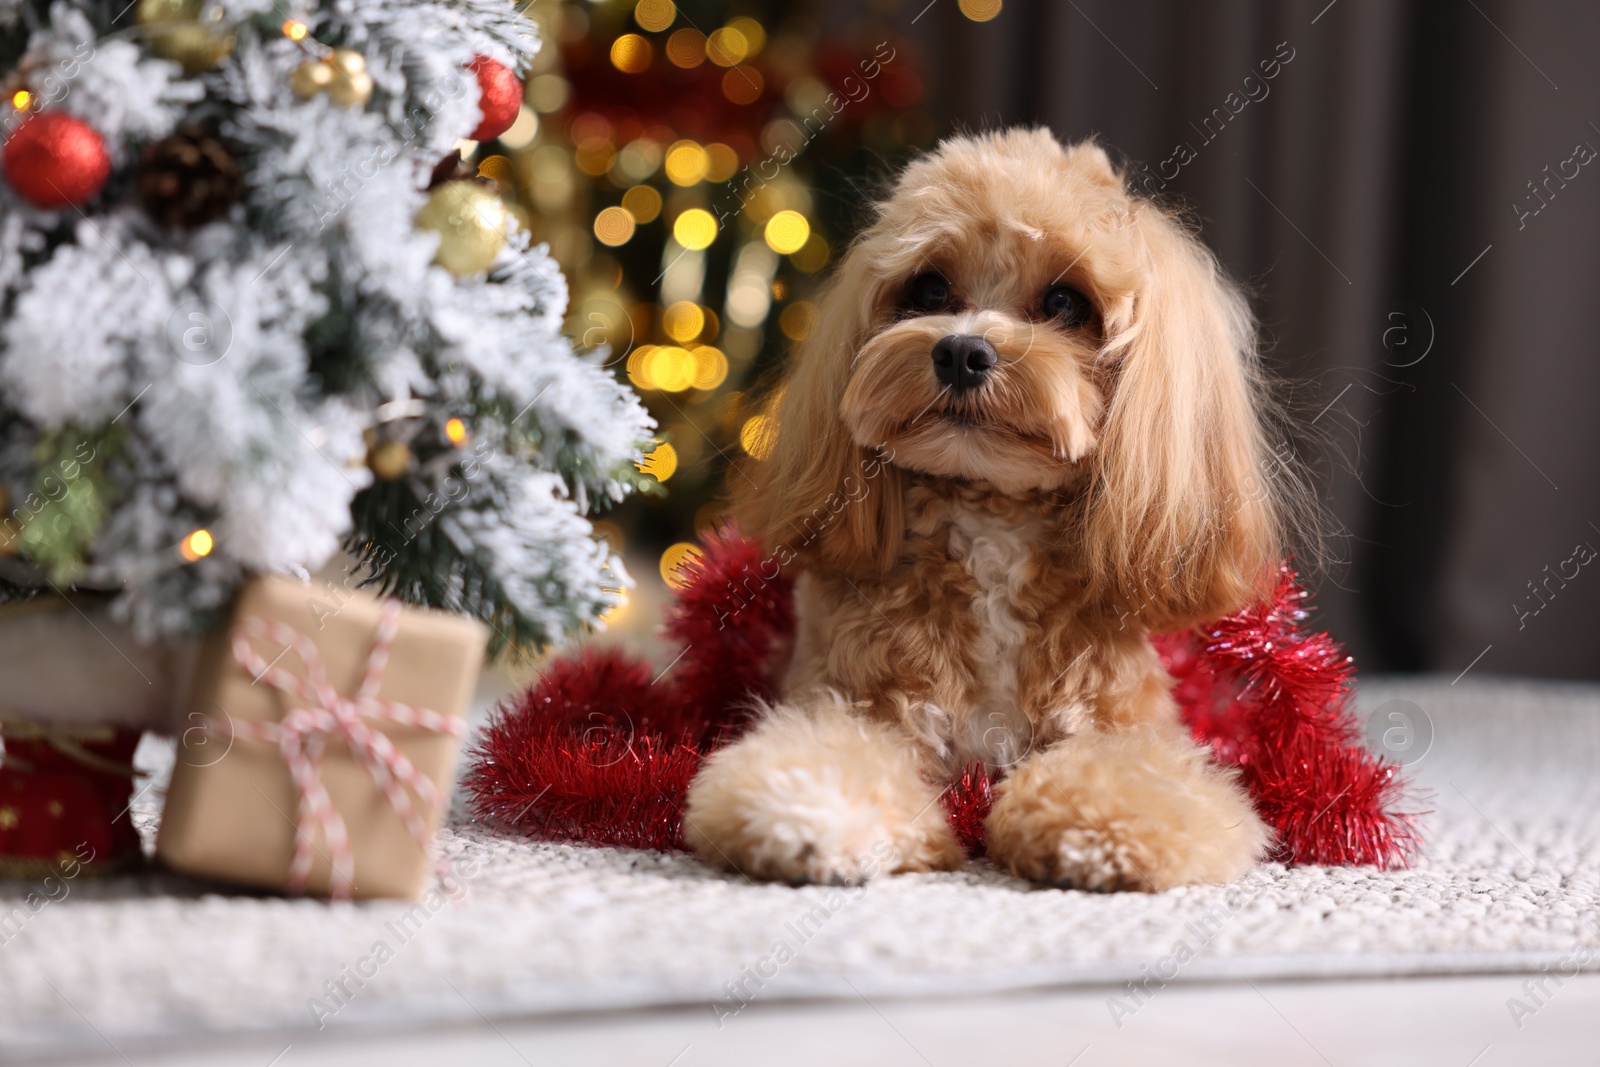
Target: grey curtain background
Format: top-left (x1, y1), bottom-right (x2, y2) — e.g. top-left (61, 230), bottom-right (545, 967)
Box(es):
top-left (900, 0), bottom-right (1600, 680)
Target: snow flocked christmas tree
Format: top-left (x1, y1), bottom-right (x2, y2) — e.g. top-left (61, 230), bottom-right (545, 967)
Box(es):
top-left (0, 0), bottom-right (654, 652)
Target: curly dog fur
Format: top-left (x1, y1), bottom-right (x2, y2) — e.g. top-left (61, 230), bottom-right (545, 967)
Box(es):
top-left (686, 128), bottom-right (1301, 891)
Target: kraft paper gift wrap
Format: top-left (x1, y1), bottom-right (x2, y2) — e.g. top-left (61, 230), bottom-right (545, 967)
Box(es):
top-left (156, 575), bottom-right (488, 900)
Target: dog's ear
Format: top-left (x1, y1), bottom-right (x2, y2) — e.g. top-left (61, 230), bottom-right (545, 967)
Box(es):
top-left (1064, 140), bottom-right (1120, 187)
top-left (730, 247), bottom-right (906, 575)
top-left (1080, 204), bottom-right (1282, 628)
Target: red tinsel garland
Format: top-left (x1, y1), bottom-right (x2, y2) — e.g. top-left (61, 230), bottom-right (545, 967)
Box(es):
top-left (942, 762), bottom-right (996, 859)
top-left (1152, 571), bottom-right (1423, 866)
top-left (464, 535), bottom-right (1421, 869)
top-left (463, 535), bottom-right (792, 851)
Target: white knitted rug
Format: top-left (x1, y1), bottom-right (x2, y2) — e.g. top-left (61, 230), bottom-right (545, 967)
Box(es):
top-left (2, 676), bottom-right (1597, 1057)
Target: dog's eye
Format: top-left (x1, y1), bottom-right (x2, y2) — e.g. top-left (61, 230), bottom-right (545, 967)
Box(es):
top-left (1041, 284), bottom-right (1092, 326)
top-left (903, 272), bottom-right (953, 315)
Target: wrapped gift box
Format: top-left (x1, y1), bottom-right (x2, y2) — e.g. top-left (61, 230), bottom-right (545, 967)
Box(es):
top-left (156, 576), bottom-right (487, 900)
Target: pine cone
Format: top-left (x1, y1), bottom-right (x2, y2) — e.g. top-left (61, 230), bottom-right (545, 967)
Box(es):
top-left (136, 125), bottom-right (242, 228)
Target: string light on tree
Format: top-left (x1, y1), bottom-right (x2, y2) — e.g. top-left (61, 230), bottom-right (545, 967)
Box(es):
top-left (726, 16), bottom-right (767, 54)
top-left (621, 185), bottom-right (661, 223)
top-left (666, 28), bottom-right (705, 68)
top-left (705, 26), bottom-right (749, 67)
top-left (593, 206), bottom-right (635, 246)
top-left (528, 73), bottom-right (569, 113)
top-left (496, 107), bottom-right (539, 150)
top-left (179, 528), bottom-right (214, 562)
top-left (722, 65), bottom-right (763, 104)
top-left (662, 301), bottom-right (705, 342)
top-left (691, 346), bottom-right (728, 389)
top-left (636, 442), bottom-right (678, 482)
top-left (625, 345), bottom-right (658, 390)
top-left (596, 589), bottom-right (630, 625)
top-left (474, 155), bottom-right (514, 199)
top-left (645, 346), bottom-right (695, 392)
top-left (764, 210), bottom-right (810, 255)
top-left (616, 138), bottom-right (663, 181)
top-left (663, 140), bottom-right (708, 185)
top-left (444, 418), bottom-right (469, 446)
top-left (610, 34), bottom-right (651, 74)
top-left (658, 541), bottom-right (702, 588)
top-left (634, 0), bottom-right (676, 32)
top-left (672, 208), bottom-right (716, 250)
top-left (739, 414), bottom-right (776, 460)
top-left (704, 143), bottom-right (739, 181)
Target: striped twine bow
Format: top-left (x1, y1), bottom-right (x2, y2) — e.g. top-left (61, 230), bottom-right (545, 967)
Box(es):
top-left (220, 600), bottom-right (464, 901)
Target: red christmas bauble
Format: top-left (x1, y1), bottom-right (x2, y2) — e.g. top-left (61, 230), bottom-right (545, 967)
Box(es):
top-left (3, 112), bottom-right (111, 209)
top-left (467, 56), bottom-right (523, 142)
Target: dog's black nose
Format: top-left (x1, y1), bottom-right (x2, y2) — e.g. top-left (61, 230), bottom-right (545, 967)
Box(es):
top-left (931, 334), bottom-right (997, 392)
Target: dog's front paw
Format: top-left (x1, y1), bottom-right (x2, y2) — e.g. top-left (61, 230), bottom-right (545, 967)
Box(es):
top-left (683, 701), bottom-right (963, 885)
top-left (1012, 826), bottom-right (1148, 892)
top-left (985, 730), bottom-right (1270, 892)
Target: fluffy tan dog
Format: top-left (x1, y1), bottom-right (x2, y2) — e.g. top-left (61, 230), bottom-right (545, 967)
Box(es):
top-left (684, 128), bottom-right (1301, 892)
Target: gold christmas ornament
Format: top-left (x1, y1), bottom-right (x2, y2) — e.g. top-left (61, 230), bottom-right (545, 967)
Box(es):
top-left (137, 0), bottom-right (236, 74)
top-left (289, 58), bottom-right (336, 98)
top-left (366, 439), bottom-right (412, 481)
top-left (290, 49), bottom-right (372, 107)
top-left (415, 181), bottom-right (508, 276)
top-left (332, 49), bottom-right (367, 76)
top-left (325, 49), bottom-right (374, 107)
